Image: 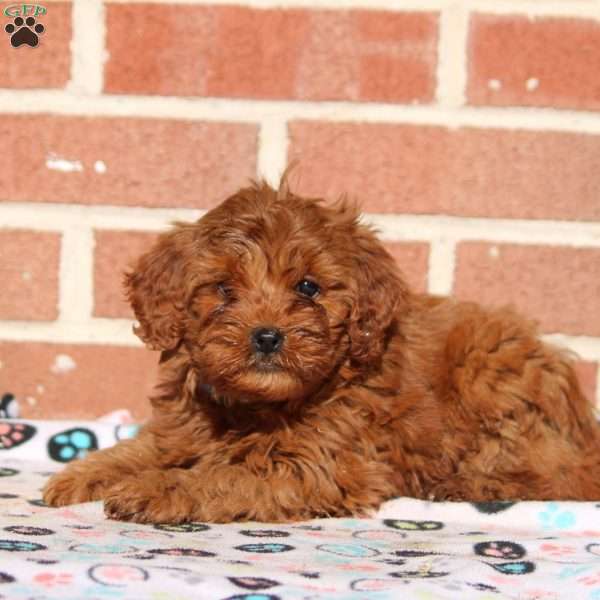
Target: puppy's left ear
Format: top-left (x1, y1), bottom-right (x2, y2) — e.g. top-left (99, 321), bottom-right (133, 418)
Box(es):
top-left (347, 223), bottom-right (410, 366)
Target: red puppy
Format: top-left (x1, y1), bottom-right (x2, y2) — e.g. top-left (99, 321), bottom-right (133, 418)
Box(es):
top-left (44, 181), bottom-right (600, 523)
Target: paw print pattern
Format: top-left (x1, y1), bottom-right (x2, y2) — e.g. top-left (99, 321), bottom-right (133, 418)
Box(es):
top-left (578, 572), bottom-right (600, 586)
top-left (540, 543), bottom-right (577, 558)
top-left (539, 502), bottom-right (576, 530)
top-left (0, 393), bottom-right (19, 418)
top-left (5, 16), bottom-right (44, 48)
top-left (235, 543), bottom-right (294, 554)
top-left (33, 572), bottom-right (73, 587)
top-left (383, 519), bottom-right (444, 531)
top-left (472, 501), bottom-right (516, 514)
top-left (148, 547), bottom-right (216, 558)
top-left (47, 428), bottom-right (98, 462)
top-left (0, 539), bottom-right (46, 552)
top-left (153, 522), bottom-right (210, 533)
top-left (229, 577), bottom-right (281, 590)
top-left (474, 541), bottom-right (526, 560)
top-left (0, 467), bottom-right (18, 476)
top-left (0, 422), bottom-right (36, 450)
top-left (488, 561), bottom-right (535, 575)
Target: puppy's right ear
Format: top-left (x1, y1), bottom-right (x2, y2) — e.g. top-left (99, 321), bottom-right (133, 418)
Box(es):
top-left (124, 226), bottom-right (194, 351)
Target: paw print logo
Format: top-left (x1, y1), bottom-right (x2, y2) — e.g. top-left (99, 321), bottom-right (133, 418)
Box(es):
top-left (5, 16), bottom-right (44, 48)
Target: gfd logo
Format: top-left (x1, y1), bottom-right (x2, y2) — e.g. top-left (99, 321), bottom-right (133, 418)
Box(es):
top-left (4, 4), bottom-right (46, 47)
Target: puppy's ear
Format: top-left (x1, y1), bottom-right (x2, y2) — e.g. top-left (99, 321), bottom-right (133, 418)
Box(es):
top-left (347, 223), bottom-right (409, 366)
top-left (124, 226), bottom-right (195, 351)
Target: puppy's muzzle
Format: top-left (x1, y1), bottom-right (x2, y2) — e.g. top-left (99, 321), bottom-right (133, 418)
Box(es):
top-left (251, 327), bottom-right (284, 355)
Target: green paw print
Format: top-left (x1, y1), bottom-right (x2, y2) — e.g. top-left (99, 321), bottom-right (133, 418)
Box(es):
top-left (539, 502), bottom-right (576, 530)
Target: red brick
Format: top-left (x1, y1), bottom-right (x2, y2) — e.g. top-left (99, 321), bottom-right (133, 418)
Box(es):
top-left (355, 12), bottom-right (437, 103)
top-left (469, 14), bottom-right (600, 110)
top-left (288, 121), bottom-right (600, 221)
top-left (0, 3), bottom-right (71, 89)
top-left (0, 115), bottom-right (257, 208)
top-left (104, 5), bottom-right (437, 103)
top-left (0, 342), bottom-right (156, 420)
top-left (385, 242), bottom-right (429, 293)
top-left (205, 6), bottom-right (311, 100)
top-left (94, 231), bottom-right (158, 318)
top-left (574, 361), bottom-right (598, 407)
top-left (453, 242), bottom-right (600, 336)
top-left (295, 10), bottom-right (437, 103)
top-left (0, 229), bottom-right (60, 320)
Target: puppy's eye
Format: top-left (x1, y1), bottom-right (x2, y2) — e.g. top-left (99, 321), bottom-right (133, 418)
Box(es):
top-left (216, 282), bottom-right (233, 299)
top-left (295, 279), bottom-right (320, 298)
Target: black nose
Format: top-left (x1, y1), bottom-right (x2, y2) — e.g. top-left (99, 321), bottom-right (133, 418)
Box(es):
top-left (251, 327), bottom-right (283, 355)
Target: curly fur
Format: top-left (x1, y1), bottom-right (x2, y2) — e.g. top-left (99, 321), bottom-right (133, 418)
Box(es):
top-left (44, 181), bottom-right (600, 523)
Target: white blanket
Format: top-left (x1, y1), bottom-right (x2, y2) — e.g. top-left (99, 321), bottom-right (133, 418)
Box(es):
top-left (1, 418), bottom-right (600, 599)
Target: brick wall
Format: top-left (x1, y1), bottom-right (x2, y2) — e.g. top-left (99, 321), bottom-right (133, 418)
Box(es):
top-left (1, 0), bottom-right (599, 420)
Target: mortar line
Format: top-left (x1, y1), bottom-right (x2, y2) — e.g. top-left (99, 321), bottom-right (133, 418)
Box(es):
top-left (3, 203), bottom-right (600, 246)
top-left (257, 118), bottom-right (290, 187)
top-left (435, 3), bottom-right (469, 108)
top-left (99, 0), bottom-right (600, 18)
top-left (427, 238), bottom-right (456, 295)
top-left (68, 0), bottom-right (105, 95)
top-left (58, 226), bottom-right (95, 323)
top-left (3, 91), bottom-right (600, 135)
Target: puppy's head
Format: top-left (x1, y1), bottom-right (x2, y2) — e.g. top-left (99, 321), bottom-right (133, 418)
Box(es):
top-left (125, 182), bottom-right (408, 405)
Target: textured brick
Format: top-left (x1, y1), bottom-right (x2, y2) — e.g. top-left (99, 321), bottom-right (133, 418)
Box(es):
top-left (354, 12), bottom-right (437, 103)
top-left (94, 231), bottom-right (159, 318)
top-left (0, 342), bottom-right (156, 420)
top-left (0, 3), bottom-right (71, 89)
top-left (385, 242), bottom-right (429, 293)
top-left (453, 243), bottom-right (600, 336)
top-left (288, 122), bottom-right (600, 221)
top-left (0, 115), bottom-right (257, 207)
top-left (0, 229), bottom-right (60, 320)
top-left (105, 5), bottom-right (437, 103)
top-left (204, 6), bottom-right (310, 100)
top-left (469, 14), bottom-right (600, 110)
top-left (574, 361), bottom-right (598, 407)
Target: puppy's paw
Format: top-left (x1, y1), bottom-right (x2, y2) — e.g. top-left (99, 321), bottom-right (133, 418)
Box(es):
top-left (103, 471), bottom-right (196, 524)
top-left (43, 466), bottom-right (113, 507)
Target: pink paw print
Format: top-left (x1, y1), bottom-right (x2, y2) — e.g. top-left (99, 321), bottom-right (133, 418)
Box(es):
top-left (0, 422), bottom-right (36, 449)
top-left (540, 543), bottom-right (577, 557)
top-left (578, 572), bottom-right (600, 586)
top-left (33, 573), bottom-right (72, 587)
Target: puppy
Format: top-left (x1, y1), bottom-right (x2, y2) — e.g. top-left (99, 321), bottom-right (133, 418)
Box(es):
top-left (43, 181), bottom-right (600, 523)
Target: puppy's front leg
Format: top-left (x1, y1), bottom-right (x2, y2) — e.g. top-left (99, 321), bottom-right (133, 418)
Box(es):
top-left (43, 434), bottom-right (159, 507)
top-left (103, 456), bottom-right (396, 524)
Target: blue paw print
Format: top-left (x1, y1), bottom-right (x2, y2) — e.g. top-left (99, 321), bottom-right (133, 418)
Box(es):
top-left (539, 502), bottom-right (576, 530)
top-left (47, 428), bottom-right (98, 462)
top-left (235, 543), bottom-right (294, 553)
top-left (558, 565), bottom-right (590, 580)
top-left (317, 543), bottom-right (380, 558)
top-left (115, 424), bottom-right (140, 441)
top-left (0, 539), bottom-right (46, 552)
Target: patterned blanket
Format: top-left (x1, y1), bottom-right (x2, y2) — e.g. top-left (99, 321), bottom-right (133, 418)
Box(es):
top-left (1, 418), bottom-right (600, 599)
